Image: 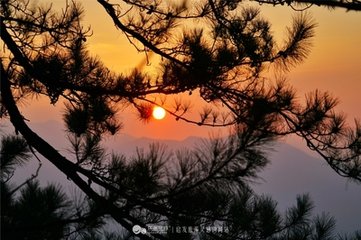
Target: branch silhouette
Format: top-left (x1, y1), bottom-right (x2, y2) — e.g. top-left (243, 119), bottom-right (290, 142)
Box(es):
top-left (1, 0), bottom-right (360, 239)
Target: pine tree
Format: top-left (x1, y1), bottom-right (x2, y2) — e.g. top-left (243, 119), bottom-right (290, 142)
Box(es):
top-left (1, 0), bottom-right (360, 239)
top-left (251, 0), bottom-right (361, 11)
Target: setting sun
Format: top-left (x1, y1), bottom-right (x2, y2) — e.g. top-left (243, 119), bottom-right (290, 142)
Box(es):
top-left (152, 106), bottom-right (166, 120)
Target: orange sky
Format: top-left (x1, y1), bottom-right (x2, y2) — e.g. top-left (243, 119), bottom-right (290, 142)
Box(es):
top-left (19, 1), bottom-right (361, 140)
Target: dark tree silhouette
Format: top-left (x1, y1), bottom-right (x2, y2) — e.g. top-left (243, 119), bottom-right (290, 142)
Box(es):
top-left (0, 135), bottom-right (113, 240)
top-left (251, 0), bottom-right (361, 11)
top-left (1, 0), bottom-right (360, 239)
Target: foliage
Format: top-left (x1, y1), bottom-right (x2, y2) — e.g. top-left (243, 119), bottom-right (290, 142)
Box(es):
top-left (250, 0), bottom-right (361, 11)
top-left (1, 0), bottom-right (360, 239)
top-left (0, 135), bottom-right (108, 240)
top-left (0, 135), bottom-right (30, 181)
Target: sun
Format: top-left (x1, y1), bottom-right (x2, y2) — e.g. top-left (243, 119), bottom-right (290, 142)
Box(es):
top-left (152, 106), bottom-right (166, 120)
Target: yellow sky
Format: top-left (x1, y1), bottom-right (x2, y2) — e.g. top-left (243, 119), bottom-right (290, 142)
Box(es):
top-left (19, 1), bottom-right (361, 140)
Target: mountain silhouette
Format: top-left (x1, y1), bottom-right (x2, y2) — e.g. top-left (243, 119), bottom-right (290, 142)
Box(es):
top-left (3, 120), bottom-right (360, 234)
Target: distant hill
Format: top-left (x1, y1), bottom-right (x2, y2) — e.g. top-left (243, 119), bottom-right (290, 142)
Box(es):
top-left (3, 120), bottom-right (360, 234)
top-left (251, 143), bottom-right (361, 234)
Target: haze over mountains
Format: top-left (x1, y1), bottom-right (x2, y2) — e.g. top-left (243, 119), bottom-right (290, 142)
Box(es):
top-left (3, 120), bottom-right (361, 234)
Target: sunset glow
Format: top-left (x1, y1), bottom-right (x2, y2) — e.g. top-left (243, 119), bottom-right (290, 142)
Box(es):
top-left (152, 106), bottom-right (166, 120)
top-left (18, 2), bottom-right (361, 140)
top-left (3, 1), bottom-right (361, 234)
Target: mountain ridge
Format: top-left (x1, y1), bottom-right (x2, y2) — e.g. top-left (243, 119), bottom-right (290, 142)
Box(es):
top-left (2, 120), bottom-right (360, 233)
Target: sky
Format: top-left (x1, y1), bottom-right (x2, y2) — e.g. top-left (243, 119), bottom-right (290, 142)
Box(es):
top-left (3, 1), bottom-right (361, 233)
top-left (14, 0), bottom-right (361, 141)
